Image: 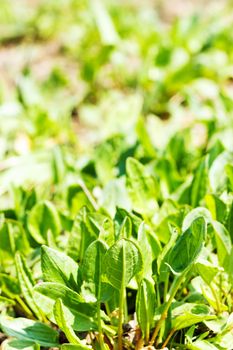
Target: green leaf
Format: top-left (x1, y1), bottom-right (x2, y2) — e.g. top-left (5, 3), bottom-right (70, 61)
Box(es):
top-left (187, 340), bottom-right (220, 350)
top-left (54, 299), bottom-right (86, 345)
top-left (0, 220), bottom-right (30, 266)
top-left (182, 207), bottom-right (212, 232)
top-left (27, 200), bottom-right (61, 244)
top-left (205, 194), bottom-right (227, 223)
top-left (126, 157), bottom-right (159, 217)
top-left (136, 278), bottom-right (156, 342)
top-left (157, 225), bottom-right (179, 281)
top-left (212, 220), bottom-right (231, 267)
top-left (114, 207), bottom-right (142, 240)
top-left (41, 245), bottom-right (79, 290)
top-left (15, 252), bottom-right (43, 320)
top-left (67, 184), bottom-right (94, 216)
top-left (195, 259), bottom-right (220, 285)
top-left (191, 157), bottom-right (209, 207)
top-left (0, 273), bottom-right (20, 299)
top-left (1, 339), bottom-right (38, 350)
top-left (0, 316), bottom-right (59, 347)
top-left (80, 240), bottom-right (109, 302)
top-left (104, 238), bottom-right (143, 290)
top-left (209, 151), bottom-right (233, 193)
top-left (137, 223), bottom-right (161, 278)
top-left (168, 217), bottom-right (206, 274)
top-left (33, 282), bottom-right (97, 331)
top-left (67, 207), bottom-right (99, 261)
top-left (118, 216), bottom-right (132, 239)
top-left (172, 303), bottom-right (215, 331)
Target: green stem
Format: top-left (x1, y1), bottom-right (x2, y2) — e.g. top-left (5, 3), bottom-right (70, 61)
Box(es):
top-left (124, 292), bottom-right (128, 322)
top-left (163, 276), bottom-right (169, 303)
top-left (97, 301), bottom-right (105, 350)
top-left (209, 283), bottom-right (221, 314)
top-left (118, 283), bottom-right (125, 350)
top-left (16, 296), bottom-right (34, 317)
top-left (105, 301), bottom-right (111, 318)
top-left (161, 328), bottom-right (176, 348)
top-left (156, 281), bottom-right (161, 307)
top-left (149, 272), bottom-right (186, 346)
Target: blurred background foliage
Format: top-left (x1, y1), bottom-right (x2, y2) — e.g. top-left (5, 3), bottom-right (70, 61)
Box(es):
top-left (0, 0), bottom-right (233, 204)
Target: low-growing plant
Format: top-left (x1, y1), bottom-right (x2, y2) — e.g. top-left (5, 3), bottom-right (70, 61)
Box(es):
top-left (0, 0), bottom-right (233, 349)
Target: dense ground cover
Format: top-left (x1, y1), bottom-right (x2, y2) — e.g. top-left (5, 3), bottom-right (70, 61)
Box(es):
top-left (0, 0), bottom-right (233, 349)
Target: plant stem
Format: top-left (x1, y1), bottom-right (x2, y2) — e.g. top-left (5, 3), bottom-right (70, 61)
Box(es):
top-left (209, 283), bottom-right (221, 314)
top-left (16, 296), bottom-right (34, 317)
top-left (97, 301), bottom-right (105, 350)
top-left (149, 272), bottom-right (186, 346)
top-left (161, 328), bottom-right (176, 348)
top-left (124, 291), bottom-right (128, 322)
top-left (136, 336), bottom-right (144, 350)
top-left (163, 276), bottom-right (169, 303)
top-left (156, 281), bottom-right (161, 307)
top-left (118, 283), bottom-right (125, 350)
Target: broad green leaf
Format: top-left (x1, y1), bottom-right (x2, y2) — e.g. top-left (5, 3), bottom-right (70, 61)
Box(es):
top-left (15, 252), bottom-right (43, 320)
top-left (1, 339), bottom-right (38, 350)
top-left (190, 157), bottom-right (208, 207)
top-left (0, 273), bottom-right (20, 299)
top-left (80, 240), bottom-right (109, 302)
top-left (137, 223), bottom-right (160, 278)
top-left (67, 207), bottom-right (99, 261)
top-left (209, 151), bottom-right (233, 193)
top-left (126, 157), bottom-right (159, 217)
top-left (195, 259), bottom-right (220, 285)
top-left (11, 185), bottom-right (37, 220)
top-left (114, 207), bottom-right (142, 239)
top-left (118, 216), bottom-right (132, 239)
top-left (104, 238), bottom-right (143, 290)
top-left (67, 184), bottom-right (94, 216)
top-left (136, 278), bottom-right (156, 342)
top-left (33, 282), bottom-right (97, 331)
top-left (157, 225), bottom-right (179, 281)
top-left (182, 207), bottom-right (211, 232)
top-left (172, 303), bottom-right (215, 331)
top-left (99, 217), bottom-right (115, 247)
top-left (212, 221), bottom-right (231, 267)
top-left (0, 220), bottom-right (30, 266)
top-left (54, 299), bottom-right (86, 345)
top-left (205, 194), bottom-right (227, 223)
top-left (27, 200), bottom-right (61, 244)
top-left (0, 316), bottom-right (59, 347)
top-left (168, 217), bottom-right (206, 274)
top-left (187, 340), bottom-right (220, 350)
top-left (41, 245), bottom-right (79, 290)
top-left (94, 136), bottom-right (124, 185)
top-left (155, 199), bottom-right (184, 244)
